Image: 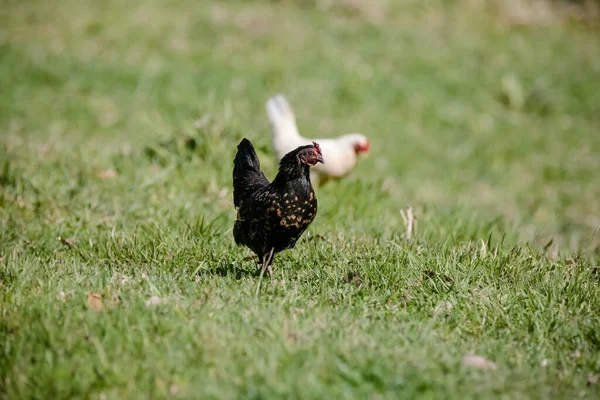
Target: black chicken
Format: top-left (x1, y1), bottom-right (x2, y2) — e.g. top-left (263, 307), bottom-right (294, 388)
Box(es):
top-left (232, 138), bottom-right (324, 275)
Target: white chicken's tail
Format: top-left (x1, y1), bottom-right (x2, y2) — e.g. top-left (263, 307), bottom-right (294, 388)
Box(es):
top-left (266, 94), bottom-right (301, 142)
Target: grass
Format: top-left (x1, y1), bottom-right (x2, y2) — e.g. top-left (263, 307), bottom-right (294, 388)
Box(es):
top-left (1, 0), bottom-right (600, 398)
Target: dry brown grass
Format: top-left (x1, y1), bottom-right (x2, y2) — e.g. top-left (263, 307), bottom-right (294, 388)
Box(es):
top-left (492, 0), bottom-right (600, 28)
top-left (280, 0), bottom-right (600, 28)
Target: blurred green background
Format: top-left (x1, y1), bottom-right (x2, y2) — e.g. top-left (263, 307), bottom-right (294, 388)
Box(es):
top-left (2, 0), bottom-right (599, 253)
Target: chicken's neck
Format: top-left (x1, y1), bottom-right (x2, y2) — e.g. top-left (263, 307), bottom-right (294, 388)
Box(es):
top-left (272, 163), bottom-right (311, 188)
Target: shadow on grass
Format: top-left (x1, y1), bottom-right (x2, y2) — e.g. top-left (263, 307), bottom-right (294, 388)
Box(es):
top-left (198, 258), bottom-right (261, 280)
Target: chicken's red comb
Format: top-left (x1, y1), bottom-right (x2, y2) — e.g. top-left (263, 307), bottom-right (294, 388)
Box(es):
top-left (312, 141), bottom-right (322, 156)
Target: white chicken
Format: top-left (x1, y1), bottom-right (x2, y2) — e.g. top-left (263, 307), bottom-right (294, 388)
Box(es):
top-left (266, 94), bottom-right (370, 185)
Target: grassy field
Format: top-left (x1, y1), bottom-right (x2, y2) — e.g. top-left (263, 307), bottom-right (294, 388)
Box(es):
top-left (1, 0), bottom-right (600, 398)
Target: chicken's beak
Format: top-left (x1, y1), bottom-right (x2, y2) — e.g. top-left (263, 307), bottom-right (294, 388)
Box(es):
top-left (316, 154), bottom-right (324, 164)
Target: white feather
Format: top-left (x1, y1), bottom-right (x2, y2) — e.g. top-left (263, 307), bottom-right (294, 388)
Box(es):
top-left (266, 94), bottom-right (369, 184)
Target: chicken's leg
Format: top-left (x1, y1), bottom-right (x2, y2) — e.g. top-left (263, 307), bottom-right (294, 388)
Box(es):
top-left (259, 248), bottom-right (275, 276)
top-left (255, 248), bottom-right (275, 296)
top-left (264, 247), bottom-right (275, 276)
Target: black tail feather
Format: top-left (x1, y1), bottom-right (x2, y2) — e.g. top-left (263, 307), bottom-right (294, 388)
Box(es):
top-left (233, 138), bottom-right (270, 208)
top-left (233, 138), bottom-right (261, 178)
